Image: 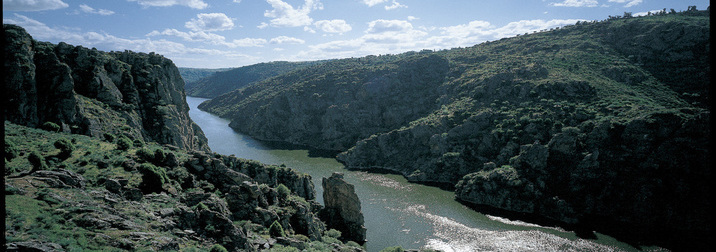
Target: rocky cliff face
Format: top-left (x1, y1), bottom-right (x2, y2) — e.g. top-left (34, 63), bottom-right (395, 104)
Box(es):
top-left (3, 24), bottom-right (208, 151)
top-left (320, 173), bottom-right (366, 243)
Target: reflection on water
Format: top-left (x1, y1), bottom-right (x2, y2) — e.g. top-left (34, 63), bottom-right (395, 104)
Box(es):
top-left (187, 96), bottom-right (645, 252)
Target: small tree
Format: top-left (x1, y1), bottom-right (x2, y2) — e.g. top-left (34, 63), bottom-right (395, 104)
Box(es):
top-left (154, 148), bottom-right (166, 164)
top-left (269, 220), bottom-right (285, 237)
top-left (116, 137), bottom-right (133, 150)
top-left (276, 184), bottom-right (290, 201)
top-left (42, 122), bottom-right (61, 132)
top-left (54, 138), bottom-right (75, 159)
top-left (28, 151), bottom-right (47, 171)
top-left (209, 244), bottom-right (228, 252)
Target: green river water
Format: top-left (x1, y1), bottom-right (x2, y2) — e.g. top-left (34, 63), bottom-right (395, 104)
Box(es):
top-left (186, 96), bottom-right (659, 252)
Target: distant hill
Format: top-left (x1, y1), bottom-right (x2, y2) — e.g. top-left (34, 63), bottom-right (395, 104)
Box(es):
top-left (185, 61), bottom-right (323, 98)
top-left (178, 67), bottom-right (232, 84)
top-left (199, 9), bottom-right (710, 250)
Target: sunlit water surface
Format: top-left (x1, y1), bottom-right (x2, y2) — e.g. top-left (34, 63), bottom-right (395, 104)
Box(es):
top-left (187, 96), bottom-right (654, 252)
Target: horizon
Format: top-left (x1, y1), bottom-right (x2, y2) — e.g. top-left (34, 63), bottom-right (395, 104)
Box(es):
top-left (3, 0), bottom-right (710, 69)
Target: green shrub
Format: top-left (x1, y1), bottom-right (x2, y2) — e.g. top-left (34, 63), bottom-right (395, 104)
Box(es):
top-left (103, 133), bottom-right (116, 143)
top-left (28, 151), bottom-right (47, 171)
top-left (42, 122), bottom-right (61, 132)
top-left (133, 139), bottom-right (144, 147)
top-left (269, 220), bottom-right (285, 237)
top-left (54, 138), bottom-right (74, 159)
top-left (277, 184), bottom-right (291, 200)
top-left (138, 163), bottom-right (168, 193)
top-left (136, 148), bottom-right (154, 161)
top-left (154, 148), bottom-right (166, 164)
top-left (116, 137), bottom-right (132, 150)
top-left (4, 139), bottom-right (19, 161)
top-left (209, 244), bottom-right (228, 252)
top-left (345, 241), bottom-right (362, 248)
top-left (325, 229), bottom-right (341, 238)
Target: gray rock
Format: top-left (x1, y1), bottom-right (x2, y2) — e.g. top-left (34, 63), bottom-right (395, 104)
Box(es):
top-left (321, 172), bottom-right (366, 243)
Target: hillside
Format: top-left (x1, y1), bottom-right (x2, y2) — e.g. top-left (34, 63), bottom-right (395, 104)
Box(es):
top-left (4, 122), bottom-right (366, 251)
top-left (185, 61), bottom-right (322, 99)
top-left (198, 10), bottom-right (710, 250)
top-left (3, 24), bottom-right (208, 151)
top-left (178, 67), bottom-right (232, 85)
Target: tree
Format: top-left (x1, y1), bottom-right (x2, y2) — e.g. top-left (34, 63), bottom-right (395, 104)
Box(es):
top-left (116, 137), bottom-right (132, 150)
top-left (276, 184), bottom-right (290, 201)
top-left (28, 151), bottom-right (47, 172)
top-left (209, 244), bottom-right (228, 252)
top-left (269, 220), bottom-right (285, 237)
top-left (42, 122), bottom-right (61, 132)
top-left (54, 138), bottom-right (75, 159)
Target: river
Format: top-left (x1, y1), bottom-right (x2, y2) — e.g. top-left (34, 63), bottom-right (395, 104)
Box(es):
top-left (186, 96), bottom-right (652, 252)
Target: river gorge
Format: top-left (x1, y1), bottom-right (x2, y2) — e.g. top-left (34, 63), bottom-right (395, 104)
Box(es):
top-left (187, 96), bottom-right (661, 252)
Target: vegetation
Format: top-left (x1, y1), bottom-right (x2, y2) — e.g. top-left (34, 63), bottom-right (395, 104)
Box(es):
top-left (269, 220), bottom-right (285, 237)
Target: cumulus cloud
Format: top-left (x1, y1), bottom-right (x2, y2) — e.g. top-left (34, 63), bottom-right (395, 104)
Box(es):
top-left (3, 13), bottom-right (255, 68)
top-left (263, 0), bottom-right (323, 28)
top-left (384, 0), bottom-right (407, 10)
top-left (3, 0), bottom-right (68, 11)
top-left (127, 0), bottom-right (208, 9)
top-left (549, 0), bottom-right (598, 7)
top-left (366, 19), bottom-right (414, 33)
top-left (314, 19), bottom-right (352, 34)
top-left (362, 0), bottom-right (405, 10)
top-left (608, 0), bottom-right (642, 7)
top-left (185, 13), bottom-right (234, 32)
top-left (147, 28), bottom-right (266, 47)
top-left (79, 4), bottom-right (115, 15)
top-left (270, 36), bottom-right (306, 44)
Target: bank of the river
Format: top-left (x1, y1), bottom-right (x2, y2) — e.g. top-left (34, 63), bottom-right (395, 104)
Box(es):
top-left (187, 96), bottom-right (660, 252)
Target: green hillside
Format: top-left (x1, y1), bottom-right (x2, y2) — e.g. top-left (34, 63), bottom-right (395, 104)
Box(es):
top-left (178, 67), bottom-right (232, 85)
top-left (198, 10), bottom-right (710, 250)
top-left (185, 61), bottom-right (323, 98)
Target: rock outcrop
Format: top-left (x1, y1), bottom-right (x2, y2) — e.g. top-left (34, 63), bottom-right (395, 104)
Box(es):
top-left (3, 24), bottom-right (208, 151)
top-left (320, 173), bottom-right (366, 243)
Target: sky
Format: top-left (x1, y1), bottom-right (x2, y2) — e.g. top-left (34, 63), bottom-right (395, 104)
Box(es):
top-left (2, 0), bottom-right (710, 68)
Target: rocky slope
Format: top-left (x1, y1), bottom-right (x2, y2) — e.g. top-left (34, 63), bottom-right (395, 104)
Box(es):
top-left (198, 10), bottom-right (710, 250)
top-left (3, 24), bottom-right (208, 151)
top-left (185, 61), bottom-right (321, 99)
top-left (4, 122), bottom-right (365, 251)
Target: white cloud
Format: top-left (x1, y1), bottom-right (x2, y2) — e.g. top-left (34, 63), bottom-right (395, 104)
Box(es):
top-left (127, 0), bottom-right (208, 9)
top-left (384, 0), bottom-right (407, 10)
top-left (185, 13), bottom-right (234, 32)
top-left (147, 28), bottom-right (266, 48)
top-left (3, 0), bottom-right (68, 11)
top-left (634, 9), bottom-right (663, 17)
top-left (362, 0), bottom-right (386, 7)
top-left (263, 0), bottom-right (323, 28)
top-left (3, 14), bottom-right (256, 68)
top-left (366, 19), bottom-right (413, 33)
top-left (270, 36), bottom-right (305, 44)
top-left (314, 19), bottom-right (352, 34)
top-left (549, 0), bottom-right (598, 7)
top-left (608, 0), bottom-right (642, 8)
top-left (230, 38), bottom-right (268, 47)
top-left (407, 16), bottom-right (418, 21)
top-left (79, 4), bottom-right (115, 15)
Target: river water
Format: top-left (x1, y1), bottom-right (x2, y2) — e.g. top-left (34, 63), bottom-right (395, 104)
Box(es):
top-left (186, 96), bottom-right (655, 252)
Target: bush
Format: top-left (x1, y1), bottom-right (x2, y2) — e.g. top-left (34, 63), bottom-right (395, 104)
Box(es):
top-left (28, 151), bottom-right (47, 171)
top-left (325, 229), bottom-right (341, 238)
top-left (133, 139), bottom-right (144, 147)
top-left (138, 163), bottom-right (168, 193)
top-left (116, 137), bottom-right (132, 150)
top-left (4, 139), bottom-right (19, 161)
top-left (103, 133), bottom-right (116, 143)
top-left (154, 148), bottom-right (166, 164)
top-left (54, 138), bottom-right (74, 159)
top-left (269, 220), bottom-right (285, 237)
top-left (277, 184), bottom-right (291, 200)
top-left (136, 148), bottom-right (154, 161)
top-left (42, 122), bottom-right (61, 132)
top-left (209, 244), bottom-right (228, 252)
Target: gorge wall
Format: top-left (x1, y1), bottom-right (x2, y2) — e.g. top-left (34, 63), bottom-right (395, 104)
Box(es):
top-left (3, 24), bottom-right (208, 151)
top-left (197, 11), bottom-right (710, 250)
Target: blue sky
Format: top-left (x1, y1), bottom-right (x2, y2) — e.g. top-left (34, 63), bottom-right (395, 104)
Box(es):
top-left (3, 0), bottom-right (710, 68)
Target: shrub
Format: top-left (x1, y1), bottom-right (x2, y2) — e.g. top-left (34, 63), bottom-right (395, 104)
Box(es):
top-left (28, 151), bottom-right (47, 171)
top-left (116, 137), bottom-right (132, 151)
top-left (154, 148), bottom-right (166, 164)
top-left (103, 133), bottom-right (116, 143)
top-left (133, 139), bottom-right (144, 147)
top-left (277, 184), bottom-right (291, 201)
top-left (136, 148), bottom-right (154, 161)
top-left (53, 138), bottom-right (74, 159)
top-left (325, 229), bottom-right (341, 238)
top-left (4, 139), bottom-right (19, 161)
top-left (138, 163), bottom-right (168, 193)
top-left (209, 244), bottom-right (228, 252)
top-left (269, 220), bottom-right (285, 237)
top-left (42, 122), bottom-right (61, 132)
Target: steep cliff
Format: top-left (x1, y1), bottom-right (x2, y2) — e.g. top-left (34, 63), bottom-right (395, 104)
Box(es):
top-left (3, 24), bottom-right (208, 151)
top-left (320, 173), bottom-right (367, 243)
top-left (197, 10), bottom-right (710, 250)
